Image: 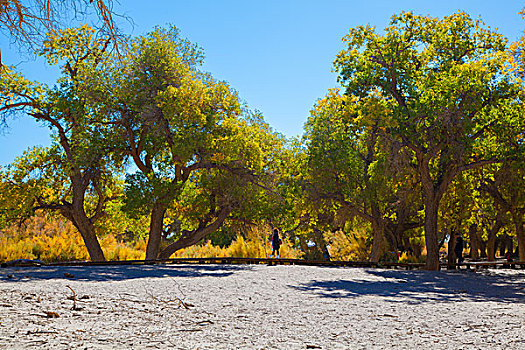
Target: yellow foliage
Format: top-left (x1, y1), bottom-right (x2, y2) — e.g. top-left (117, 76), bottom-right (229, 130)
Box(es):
top-left (172, 227), bottom-right (303, 259)
top-left (326, 229), bottom-right (370, 261)
top-left (226, 235), bottom-right (267, 258)
top-left (171, 240), bottom-right (226, 258)
top-left (398, 251), bottom-right (420, 263)
top-left (0, 224), bottom-right (89, 262)
top-left (101, 234), bottom-right (146, 261)
top-left (0, 214), bottom-right (146, 262)
top-left (1, 215), bottom-right (302, 262)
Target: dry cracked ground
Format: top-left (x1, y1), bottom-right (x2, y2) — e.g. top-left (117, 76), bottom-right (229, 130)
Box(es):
top-left (1, 264), bottom-right (524, 349)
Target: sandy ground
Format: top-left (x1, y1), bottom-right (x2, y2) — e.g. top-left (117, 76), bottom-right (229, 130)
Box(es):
top-left (0, 264), bottom-right (524, 350)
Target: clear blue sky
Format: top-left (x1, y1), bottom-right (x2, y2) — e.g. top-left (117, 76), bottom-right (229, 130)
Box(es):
top-left (1, 0), bottom-right (523, 166)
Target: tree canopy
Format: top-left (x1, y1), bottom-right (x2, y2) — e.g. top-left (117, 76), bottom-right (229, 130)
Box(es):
top-left (1, 10), bottom-right (524, 270)
top-left (333, 11), bottom-right (524, 269)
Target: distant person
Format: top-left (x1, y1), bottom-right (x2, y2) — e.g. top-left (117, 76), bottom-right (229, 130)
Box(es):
top-left (454, 233), bottom-right (464, 264)
top-left (270, 228), bottom-right (282, 259)
top-left (505, 251), bottom-right (515, 269)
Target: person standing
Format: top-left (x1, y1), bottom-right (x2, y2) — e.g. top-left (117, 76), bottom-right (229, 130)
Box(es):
top-left (270, 228), bottom-right (282, 258)
top-left (454, 233), bottom-right (464, 264)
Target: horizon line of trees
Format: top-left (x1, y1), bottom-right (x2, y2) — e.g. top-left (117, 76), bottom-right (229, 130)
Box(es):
top-left (1, 9), bottom-right (524, 270)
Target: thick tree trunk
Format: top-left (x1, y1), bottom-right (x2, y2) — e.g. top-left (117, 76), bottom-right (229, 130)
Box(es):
top-left (513, 215), bottom-right (525, 262)
top-left (145, 204), bottom-right (167, 260)
top-left (312, 228), bottom-right (330, 261)
top-left (62, 179), bottom-right (106, 262)
top-left (158, 208), bottom-right (230, 259)
top-left (486, 234), bottom-right (497, 261)
top-left (71, 213), bottom-right (106, 261)
top-left (469, 224), bottom-right (480, 260)
top-left (370, 221), bottom-right (386, 263)
top-left (423, 197), bottom-right (440, 270)
top-left (418, 155), bottom-right (449, 271)
top-left (370, 203), bottom-right (388, 262)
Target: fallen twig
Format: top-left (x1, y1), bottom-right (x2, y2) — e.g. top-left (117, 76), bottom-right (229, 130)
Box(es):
top-left (145, 289), bottom-right (194, 309)
top-left (66, 285), bottom-right (83, 310)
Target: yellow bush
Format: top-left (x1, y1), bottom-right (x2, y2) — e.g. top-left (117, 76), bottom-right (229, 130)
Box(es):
top-left (398, 251), bottom-right (421, 263)
top-left (0, 214), bottom-right (146, 262)
top-left (1, 215), bottom-right (303, 262)
top-left (101, 234), bottom-right (146, 261)
top-left (170, 228), bottom-right (302, 259)
top-left (0, 227), bottom-right (90, 262)
top-left (171, 240), bottom-right (227, 258)
top-left (327, 229), bottom-right (370, 261)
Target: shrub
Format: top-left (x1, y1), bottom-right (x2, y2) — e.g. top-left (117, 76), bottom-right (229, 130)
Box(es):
top-left (327, 229), bottom-right (370, 261)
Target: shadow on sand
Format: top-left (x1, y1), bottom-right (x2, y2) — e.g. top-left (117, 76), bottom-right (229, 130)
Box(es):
top-left (291, 268), bottom-right (525, 304)
top-left (0, 264), bottom-right (252, 282)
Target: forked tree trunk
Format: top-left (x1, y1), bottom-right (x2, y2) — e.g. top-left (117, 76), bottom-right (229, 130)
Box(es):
top-left (312, 228), bottom-right (331, 261)
top-left (145, 203), bottom-right (168, 260)
top-left (73, 216), bottom-right (106, 262)
top-left (62, 178), bottom-right (106, 262)
top-left (61, 203), bottom-right (106, 261)
top-left (418, 156), bottom-right (456, 271)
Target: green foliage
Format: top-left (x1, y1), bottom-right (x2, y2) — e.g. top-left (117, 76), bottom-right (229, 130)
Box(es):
top-left (2, 12), bottom-right (524, 263)
top-left (333, 11), bottom-right (524, 268)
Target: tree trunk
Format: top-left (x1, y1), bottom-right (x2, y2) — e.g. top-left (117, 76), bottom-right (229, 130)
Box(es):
top-left (418, 156), bottom-right (450, 271)
top-left (514, 215), bottom-right (525, 262)
top-left (497, 234), bottom-right (512, 257)
top-left (72, 213), bottom-right (106, 261)
top-left (312, 228), bottom-right (330, 261)
top-left (423, 196), bottom-right (440, 270)
top-left (158, 207), bottom-right (230, 259)
top-left (486, 218), bottom-right (502, 261)
top-left (370, 203), bottom-right (388, 262)
top-left (145, 203), bottom-right (167, 260)
top-left (486, 234), bottom-right (497, 261)
top-left (370, 220), bottom-right (387, 263)
top-left (62, 179), bottom-right (106, 262)
top-left (469, 224), bottom-right (480, 260)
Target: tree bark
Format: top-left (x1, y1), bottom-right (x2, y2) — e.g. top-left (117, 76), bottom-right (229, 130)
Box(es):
top-left (145, 203), bottom-right (168, 260)
top-left (72, 213), bottom-right (106, 261)
top-left (513, 214), bottom-right (525, 261)
top-left (423, 196), bottom-right (440, 270)
top-left (417, 154), bottom-right (455, 270)
top-left (469, 224), bottom-right (480, 260)
top-left (59, 175), bottom-right (106, 262)
top-left (60, 200), bottom-right (106, 261)
top-left (370, 204), bottom-right (387, 262)
top-left (312, 228), bottom-right (331, 261)
top-left (486, 218), bottom-right (502, 261)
